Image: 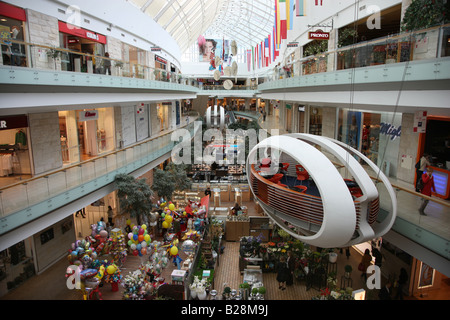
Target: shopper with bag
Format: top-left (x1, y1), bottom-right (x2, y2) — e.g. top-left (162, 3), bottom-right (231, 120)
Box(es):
top-left (359, 249), bottom-right (372, 282)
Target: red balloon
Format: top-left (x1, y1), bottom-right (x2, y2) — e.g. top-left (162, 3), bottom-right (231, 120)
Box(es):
top-left (133, 250), bottom-right (139, 256)
top-left (138, 228), bottom-right (145, 235)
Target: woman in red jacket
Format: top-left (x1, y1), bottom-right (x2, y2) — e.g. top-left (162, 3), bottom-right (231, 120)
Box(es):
top-left (419, 167), bottom-right (436, 216)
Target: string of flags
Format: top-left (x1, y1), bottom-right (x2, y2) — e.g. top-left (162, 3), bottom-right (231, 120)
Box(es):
top-left (247, 0), bottom-right (326, 71)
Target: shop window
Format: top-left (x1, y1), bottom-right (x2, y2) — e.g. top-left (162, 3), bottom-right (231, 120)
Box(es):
top-left (309, 108), bottom-right (322, 135)
top-left (0, 16), bottom-right (26, 67)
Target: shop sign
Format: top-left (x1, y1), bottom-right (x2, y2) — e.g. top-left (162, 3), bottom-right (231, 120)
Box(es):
top-left (85, 31), bottom-right (99, 41)
top-left (0, 115), bottom-right (28, 130)
top-left (308, 30), bottom-right (330, 40)
top-left (380, 122), bottom-right (401, 141)
top-left (155, 55), bottom-right (167, 65)
top-left (151, 46), bottom-right (161, 52)
top-left (287, 42), bottom-right (299, 48)
top-left (78, 110), bottom-right (98, 121)
top-left (58, 21), bottom-right (107, 44)
top-left (413, 111), bottom-right (427, 133)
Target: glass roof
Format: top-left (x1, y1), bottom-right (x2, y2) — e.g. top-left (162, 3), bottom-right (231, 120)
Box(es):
top-left (129, 0), bottom-right (275, 53)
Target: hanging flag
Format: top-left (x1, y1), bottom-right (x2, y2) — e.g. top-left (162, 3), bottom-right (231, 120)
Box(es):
top-left (289, 0), bottom-right (295, 29)
top-left (286, 0), bottom-right (291, 31)
top-left (268, 34), bottom-right (272, 64)
top-left (252, 47), bottom-right (255, 70)
top-left (296, 0), bottom-right (305, 16)
top-left (275, 0), bottom-right (280, 48)
top-left (315, 0), bottom-right (323, 5)
top-left (247, 50), bottom-right (251, 71)
top-left (265, 38), bottom-right (269, 66)
top-left (279, 0), bottom-right (287, 40)
top-left (272, 26), bottom-right (276, 60)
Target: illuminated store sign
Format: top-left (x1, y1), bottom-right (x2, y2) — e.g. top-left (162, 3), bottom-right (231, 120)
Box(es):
top-left (308, 30), bottom-right (330, 40)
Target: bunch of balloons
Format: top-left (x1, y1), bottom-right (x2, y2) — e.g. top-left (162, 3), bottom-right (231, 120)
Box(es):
top-left (127, 223), bottom-right (151, 256)
top-left (161, 203), bottom-right (176, 229)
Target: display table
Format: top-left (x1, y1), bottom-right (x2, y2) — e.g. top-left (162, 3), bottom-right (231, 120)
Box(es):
top-left (225, 220), bottom-right (250, 241)
top-left (243, 268), bottom-right (263, 285)
top-left (171, 269), bottom-right (187, 285)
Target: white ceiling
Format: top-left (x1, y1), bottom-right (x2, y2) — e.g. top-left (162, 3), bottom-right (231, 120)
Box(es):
top-left (128, 0), bottom-right (274, 53)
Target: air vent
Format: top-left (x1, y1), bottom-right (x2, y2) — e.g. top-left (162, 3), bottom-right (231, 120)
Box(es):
top-left (57, 8), bottom-right (65, 14)
top-left (84, 18), bottom-right (90, 23)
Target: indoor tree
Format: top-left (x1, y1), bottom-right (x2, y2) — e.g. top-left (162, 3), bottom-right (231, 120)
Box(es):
top-left (151, 163), bottom-right (191, 201)
top-left (115, 173), bottom-right (154, 225)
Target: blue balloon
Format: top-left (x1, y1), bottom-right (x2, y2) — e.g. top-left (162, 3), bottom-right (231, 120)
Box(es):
top-left (133, 234), bottom-right (138, 241)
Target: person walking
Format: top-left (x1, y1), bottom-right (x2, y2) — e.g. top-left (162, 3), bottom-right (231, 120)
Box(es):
top-left (107, 205), bottom-right (114, 227)
top-left (419, 167), bottom-right (436, 216)
top-left (276, 256), bottom-right (290, 290)
top-left (360, 249), bottom-right (372, 282)
top-left (395, 268), bottom-right (408, 300)
top-left (286, 251), bottom-right (296, 286)
top-left (416, 154), bottom-right (430, 192)
top-left (378, 281), bottom-right (392, 300)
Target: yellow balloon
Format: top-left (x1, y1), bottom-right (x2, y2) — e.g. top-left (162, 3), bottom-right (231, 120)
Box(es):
top-left (165, 214), bottom-right (173, 223)
top-left (168, 203), bottom-right (175, 211)
top-left (106, 264), bottom-right (117, 275)
top-left (126, 219), bottom-right (131, 225)
top-left (170, 246), bottom-right (178, 256)
top-left (162, 221), bottom-right (169, 229)
top-left (141, 224), bottom-right (147, 230)
top-left (144, 234), bottom-right (151, 242)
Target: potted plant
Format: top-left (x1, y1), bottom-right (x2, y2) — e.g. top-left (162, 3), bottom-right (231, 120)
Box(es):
top-left (344, 265), bottom-right (353, 279)
top-left (328, 249), bottom-right (338, 263)
top-left (258, 286), bottom-right (266, 298)
top-left (239, 282), bottom-right (250, 300)
top-left (223, 286), bottom-right (231, 300)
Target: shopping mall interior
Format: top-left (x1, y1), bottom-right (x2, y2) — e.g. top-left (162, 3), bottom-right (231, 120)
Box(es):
top-left (0, 0), bottom-right (449, 307)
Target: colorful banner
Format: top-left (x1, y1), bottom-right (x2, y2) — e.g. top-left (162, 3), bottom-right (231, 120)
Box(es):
top-left (296, 0), bottom-right (305, 16)
top-left (279, 0), bottom-right (287, 40)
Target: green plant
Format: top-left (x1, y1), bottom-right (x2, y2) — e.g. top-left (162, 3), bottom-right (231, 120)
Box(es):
top-left (338, 27), bottom-right (358, 48)
top-left (258, 286), bottom-right (266, 295)
top-left (223, 286), bottom-right (231, 294)
top-left (251, 287), bottom-right (258, 295)
top-left (303, 40), bottom-right (328, 57)
top-left (344, 265), bottom-right (353, 273)
top-left (239, 282), bottom-right (250, 289)
top-left (401, 0), bottom-right (450, 31)
top-left (151, 163), bottom-right (191, 201)
top-left (114, 61), bottom-right (123, 68)
top-left (115, 173), bottom-right (154, 225)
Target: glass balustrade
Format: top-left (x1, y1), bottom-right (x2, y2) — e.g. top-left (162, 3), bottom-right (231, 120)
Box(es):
top-left (0, 116), bottom-right (198, 220)
top-left (0, 40), bottom-right (202, 87)
top-left (260, 23), bottom-right (450, 82)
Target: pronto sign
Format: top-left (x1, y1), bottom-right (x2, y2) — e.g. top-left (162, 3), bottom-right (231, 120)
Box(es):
top-left (308, 30), bottom-right (330, 40)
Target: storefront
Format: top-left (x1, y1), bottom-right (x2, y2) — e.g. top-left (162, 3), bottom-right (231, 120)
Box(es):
top-left (417, 116), bottom-right (450, 199)
top-left (58, 108), bottom-right (115, 163)
top-left (122, 43), bottom-right (147, 78)
top-left (0, 114), bottom-right (32, 181)
top-left (154, 55), bottom-right (167, 81)
top-left (58, 21), bottom-right (107, 73)
top-left (0, 1), bottom-right (27, 67)
top-left (338, 109), bottom-right (401, 177)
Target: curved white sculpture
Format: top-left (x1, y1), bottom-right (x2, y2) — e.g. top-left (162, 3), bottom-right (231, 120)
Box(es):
top-left (246, 134), bottom-right (397, 248)
top-left (205, 105), bottom-right (226, 130)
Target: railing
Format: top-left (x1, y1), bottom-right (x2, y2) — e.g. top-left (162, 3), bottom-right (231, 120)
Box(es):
top-left (0, 40), bottom-right (202, 87)
top-left (262, 23), bottom-right (450, 82)
top-left (0, 113), bottom-right (199, 224)
top-left (199, 84), bottom-right (258, 91)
